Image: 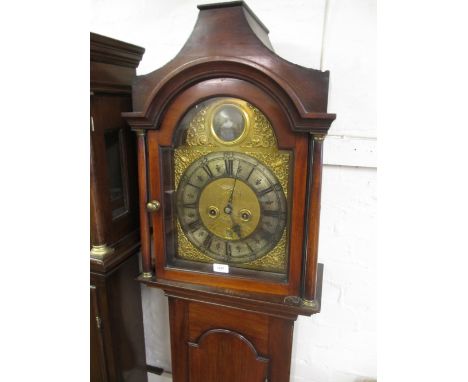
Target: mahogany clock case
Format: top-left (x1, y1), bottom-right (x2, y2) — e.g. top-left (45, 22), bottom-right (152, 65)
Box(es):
top-left (121, 2), bottom-right (335, 381)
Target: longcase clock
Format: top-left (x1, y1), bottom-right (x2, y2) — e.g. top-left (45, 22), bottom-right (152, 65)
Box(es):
top-left (90, 32), bottom-right (147, 382)
top-left (123, 2), bottom-right (336, 381)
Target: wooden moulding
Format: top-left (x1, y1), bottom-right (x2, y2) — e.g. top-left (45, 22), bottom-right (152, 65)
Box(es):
top-left (91, 32), bottom-right (145, 94)
top-left (139, 274), bottom-right (323, 320)
top-left (91, 32), bottom-right (146, 68)
top-left (303, 135), bottom-right (325, 302)
top-left (90, 230), bottom-right (141, 274)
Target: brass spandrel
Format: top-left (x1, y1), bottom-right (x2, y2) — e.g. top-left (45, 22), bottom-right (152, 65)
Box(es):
top-left (241, 103), bottom-right (277, 148)
top-left (240, 230), bottom-right (287, 272)
top-left (185, 106), bottom-right (216, 147)
top-left (245, 151), bottom-right (290, 199)
top-left (176, 220), bottom-right (214, 264)
top-left (174, 148), bottom-right (209, 188)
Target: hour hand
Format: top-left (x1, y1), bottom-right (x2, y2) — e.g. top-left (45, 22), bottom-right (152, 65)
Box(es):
top-left (231, 222), bottom-right (242, 239)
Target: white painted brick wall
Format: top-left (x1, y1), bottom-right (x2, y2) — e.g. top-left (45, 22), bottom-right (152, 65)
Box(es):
top-left (292, 166), bottom-right (377, 382)
top-left (91, 1), bottom-right (377, 381)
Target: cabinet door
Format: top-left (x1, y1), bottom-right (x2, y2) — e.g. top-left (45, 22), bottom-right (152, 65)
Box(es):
top-left (91, 285), bottom-right (108, 382)
top-left (188, 329), bottom-right (269, 382)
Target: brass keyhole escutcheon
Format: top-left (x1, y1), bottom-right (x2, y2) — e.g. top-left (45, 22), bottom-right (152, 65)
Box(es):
top-left (146, 200), bottom-right (161, 213)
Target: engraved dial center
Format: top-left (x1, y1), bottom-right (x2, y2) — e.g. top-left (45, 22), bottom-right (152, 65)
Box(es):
top-left (198, 178), bottom-right (261, 240)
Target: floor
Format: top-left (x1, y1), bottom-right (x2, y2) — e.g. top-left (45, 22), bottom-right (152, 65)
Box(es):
top-left (148, 371), bottom-right (173, 382)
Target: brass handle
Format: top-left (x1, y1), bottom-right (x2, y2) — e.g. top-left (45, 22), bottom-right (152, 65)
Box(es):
top-left (146, 200), bottom-right (161, 213)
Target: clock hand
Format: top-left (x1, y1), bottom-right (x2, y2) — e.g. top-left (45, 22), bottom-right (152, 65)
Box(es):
top-left (229, 214), bottom-right (242, 239)
top-left (226, 163), bottom-right (241, 208)
top-left (223, 162), bottom-right (243, 239)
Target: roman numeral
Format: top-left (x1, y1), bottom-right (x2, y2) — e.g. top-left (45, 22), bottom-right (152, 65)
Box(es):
top-left (202, 234), bottom-right (213, 249)
top-left (187, 220), bottom-right (202, 231)
top-left (257, 186), bottom-right (275, 197)
top-left (202, 164), bottom-right (213, 178)
top-left (225, 242), bottom-right (232, 258)
top-left (263, 209), bottom-right (285, 218)
top-left (246, 166), bottom-right (255, 181)
top-left (225, 159), bottom-right (233, 176)
top-left (183, 203), bottom-right (197, 209)
top-left (187, 182), bottom-right (200, 189)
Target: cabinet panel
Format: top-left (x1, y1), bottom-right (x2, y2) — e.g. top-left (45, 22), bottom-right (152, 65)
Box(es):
top-left (167, 297), bottom-right (297, 382)
top-left (188, 302), bottom-right (269, 354)
top-left (188, 329), bottom-right (269, 382)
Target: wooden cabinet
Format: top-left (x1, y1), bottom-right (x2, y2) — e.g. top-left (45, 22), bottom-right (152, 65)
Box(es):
top-left (90, 32), bottom-right (147, 382)
top-left (91, 256), bottom-right (147, 382)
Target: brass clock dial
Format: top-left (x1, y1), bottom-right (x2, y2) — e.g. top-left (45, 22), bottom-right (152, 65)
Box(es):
top-left (176, 151), bottom-right (287, 263)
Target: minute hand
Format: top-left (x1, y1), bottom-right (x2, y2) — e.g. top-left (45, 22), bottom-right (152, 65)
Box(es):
top-left (226, 164), bottom-right (241, 207)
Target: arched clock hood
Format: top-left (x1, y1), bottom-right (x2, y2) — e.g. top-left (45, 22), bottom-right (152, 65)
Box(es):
top-left (123, 1), bottom-right (335, 133)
